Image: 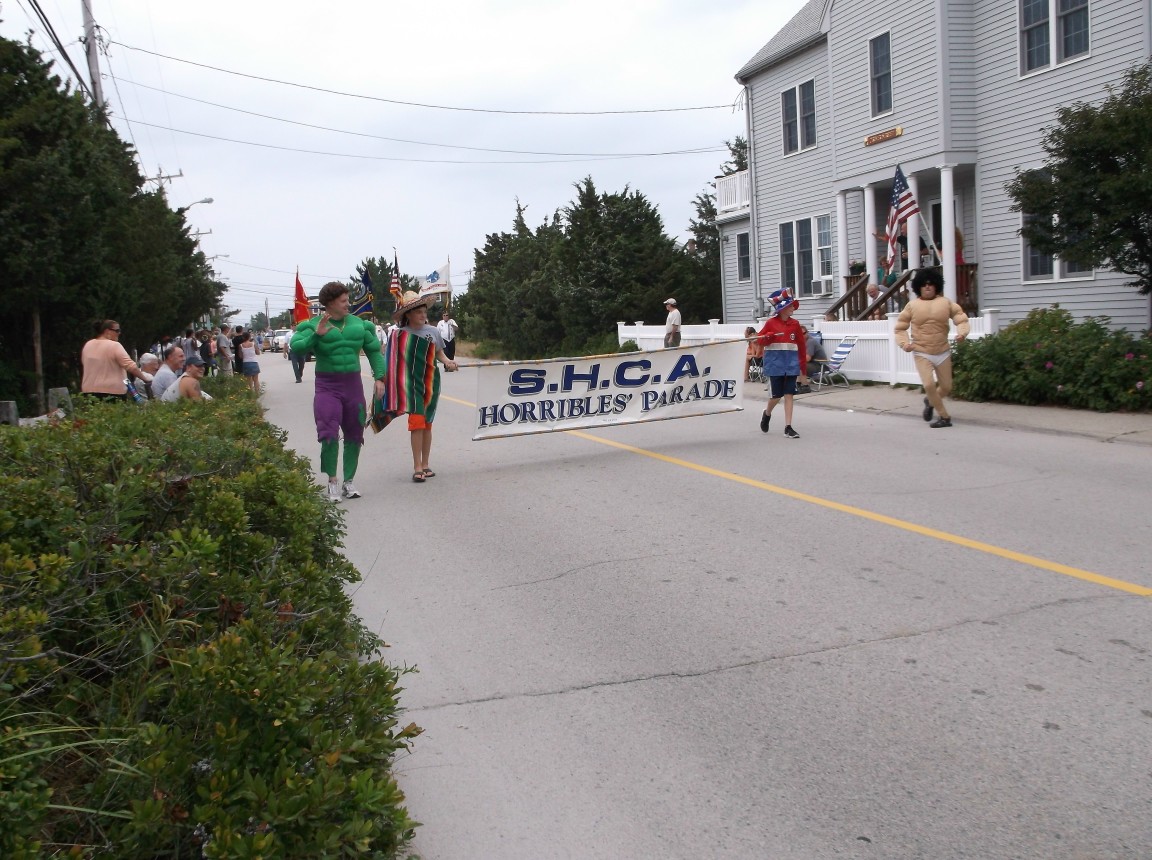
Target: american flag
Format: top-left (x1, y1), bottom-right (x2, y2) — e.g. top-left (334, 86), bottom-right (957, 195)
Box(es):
top-left (884, 165), bottom-right (920, 273)
top-left (389, 253), bottom-right (403, 303)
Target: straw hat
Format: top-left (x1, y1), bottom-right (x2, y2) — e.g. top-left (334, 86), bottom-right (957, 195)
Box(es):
top-left (392, 290), bottom-right (431, 324)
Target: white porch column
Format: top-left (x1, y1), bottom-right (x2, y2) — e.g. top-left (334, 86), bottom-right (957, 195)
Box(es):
top-left (836, 190), bottom-right (849, 293)
top-left (906, 173), bottom-right (921, 268)
top-left (940, 164), bottom-right (957, 303)
top-left (862, 184), bottom-right (877, 285)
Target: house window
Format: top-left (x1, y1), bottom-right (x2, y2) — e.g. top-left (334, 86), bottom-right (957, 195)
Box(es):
top-left (870, 33), bottom-right (892, 115)
top-left (1061, 258), bottom-right (1093, 277)
top-left (779, 224), bottom-right (796, 292)
top-left (736, 232), bottom-right (751, 282)
top-left (1023, 213), bottom-right (1095, 280)
top-left (1023, 214), bottom-right (1054, 279)
top-left (1021, 0), bottom-right (1089, 74)
top-left (780, 217), bottom-right (828, 296)
top-left (816, 215), bottom-right (833, 281)
top-left (781, 80), bottom-right (816, 154)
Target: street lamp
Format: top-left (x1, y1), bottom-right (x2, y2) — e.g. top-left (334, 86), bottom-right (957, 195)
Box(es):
top-left (176, 197), bottom-right (214, 215)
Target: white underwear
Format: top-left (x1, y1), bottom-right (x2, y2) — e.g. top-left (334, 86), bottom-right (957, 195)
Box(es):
top-left (913, 350), bottom-right (952, 368)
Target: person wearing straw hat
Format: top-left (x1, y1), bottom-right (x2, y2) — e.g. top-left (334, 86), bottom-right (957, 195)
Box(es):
top-left (755, 288), bottom-right (806, 439)
top-left (290, 281), bottom-right (386, 502)
top-left (379, 290), bottom-right (459, 483)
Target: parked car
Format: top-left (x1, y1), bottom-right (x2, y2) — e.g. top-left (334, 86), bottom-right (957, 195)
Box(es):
top-left (269, 329), bottom-right (292, 352)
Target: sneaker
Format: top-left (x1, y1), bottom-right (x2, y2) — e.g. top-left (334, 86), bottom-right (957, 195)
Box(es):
top-left (922, 396), bottom-right (934, 422)
top-left (796, 384), bottom-right (812, 394)
top-left (929, 417), bottom-right (953, 428)
top-left (326, 481), bottom-right (342, 503)
top-left (342, 480), bottom-right (361, 499)
top-left (760, 412), bottom-right (771, 433)
top-left (784, 425), bottom-right (800, 439)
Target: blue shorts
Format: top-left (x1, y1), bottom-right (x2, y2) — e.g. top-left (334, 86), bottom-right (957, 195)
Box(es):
top-left (769, 375), bottom-right (798, 398)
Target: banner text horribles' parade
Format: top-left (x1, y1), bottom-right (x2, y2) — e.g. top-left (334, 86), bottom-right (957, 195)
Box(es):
top-left (471, 340), bottom-right (746, 440)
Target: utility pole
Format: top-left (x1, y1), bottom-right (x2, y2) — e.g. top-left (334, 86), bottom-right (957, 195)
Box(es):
top-left (80, 0), bottom-right (105, 107)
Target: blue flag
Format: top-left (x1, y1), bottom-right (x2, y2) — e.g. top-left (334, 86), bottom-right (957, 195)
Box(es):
top-left (351, 268), bottom-right (374, 319)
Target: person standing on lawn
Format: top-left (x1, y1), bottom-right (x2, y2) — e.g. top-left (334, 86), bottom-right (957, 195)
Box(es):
top-left (290, 281), bottom-right (386, 502)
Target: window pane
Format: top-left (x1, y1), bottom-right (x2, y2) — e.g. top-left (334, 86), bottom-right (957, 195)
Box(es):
top-left (779, 224), bottom-right (796, 292)
top-left (799, 80), bottom-right (816, 148)
top-left (797, 220), bottom-right (814, 293)
top-left (870, 33), bottom-right (892, 115)
top-left (737, 232), bottom-right (751, 281)
top-left (1063, 258), bottom-right (1092, 275)
top-left (1023, 215), bottom-right (1053, 279)
top-left (1059, 3), bottom-right (1089, 60)
top-left (782, 90), bottom-right (798, 154)
top-left (1021, 0), bottom-right (1049, 27)
top-left (1023, 25), bottom-right (1050, 71)
top-left (816, 216), bottom-right (833, 278)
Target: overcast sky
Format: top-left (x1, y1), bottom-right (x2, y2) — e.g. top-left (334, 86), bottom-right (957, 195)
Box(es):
top-left (2, 0), bottom-right (806, 325)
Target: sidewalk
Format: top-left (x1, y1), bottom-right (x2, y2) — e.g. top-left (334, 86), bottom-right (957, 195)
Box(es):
top-left (743, 382), bottom-right (1152, 447)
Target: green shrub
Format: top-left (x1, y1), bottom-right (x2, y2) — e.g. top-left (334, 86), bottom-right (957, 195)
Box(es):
top-left (618, 340), bottom-right (639, 353)
top-left (0, 395), bottom-right (418, 857)
top-left (953, 306), bottom-right (1151, 412)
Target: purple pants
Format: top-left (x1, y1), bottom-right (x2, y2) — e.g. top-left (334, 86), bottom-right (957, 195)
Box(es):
top-left (314, 372), bottom-right (366, 445)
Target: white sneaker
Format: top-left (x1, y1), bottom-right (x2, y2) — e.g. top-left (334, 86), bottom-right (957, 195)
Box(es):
top-left (326, 481), bottom-right (342, 503)
top-left (341, 480), bottom-right (361, 499)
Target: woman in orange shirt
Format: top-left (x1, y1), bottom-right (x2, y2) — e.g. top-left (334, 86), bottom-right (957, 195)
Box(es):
top-left (744, 326), bottom-right (764, 382)
top-left (80, 319), bottom-right (152, 401)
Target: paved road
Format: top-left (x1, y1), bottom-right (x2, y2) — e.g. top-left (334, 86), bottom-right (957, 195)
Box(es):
top-left (261, 356), bottom-right (1152, 860)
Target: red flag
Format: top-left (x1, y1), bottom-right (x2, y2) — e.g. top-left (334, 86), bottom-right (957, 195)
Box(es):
top-left (389, 253), bottom-right (403, 303)
top-left (293, 271), bottom-right (310, 324)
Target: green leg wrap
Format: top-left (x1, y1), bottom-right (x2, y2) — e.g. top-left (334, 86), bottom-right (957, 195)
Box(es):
top-left (343, 441), bottom-right (361, 482)
top-left (320, 439), bottom-right (339, 479)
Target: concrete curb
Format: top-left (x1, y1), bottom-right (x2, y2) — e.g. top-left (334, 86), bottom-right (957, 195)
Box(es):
top-left (743, 383), bottom-right (1152, 447)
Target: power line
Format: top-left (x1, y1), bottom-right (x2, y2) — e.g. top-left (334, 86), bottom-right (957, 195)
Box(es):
top-left (109, 39), bottom-right (733, 115)
top-left (21, 0), bottom-right (94, 100)
top-left (111, 76), bottom-right (724, 158)
top-left (109, 115), bottom-right (723, 165)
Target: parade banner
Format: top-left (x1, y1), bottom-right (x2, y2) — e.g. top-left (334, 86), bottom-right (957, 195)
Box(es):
top-left (471, 340), bottom-right (746, 441)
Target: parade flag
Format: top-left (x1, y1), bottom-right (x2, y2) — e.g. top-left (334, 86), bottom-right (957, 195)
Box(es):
top-left (418, 261), bottom-right (452, 297)
top-left (389, 253), bottom-right (403, 303)
top-left (884, 165), bottom-right (920, 273)
top-left (351, 267), bottom-right (373, 318)
top-left (293, 270), bottom-right (310, 324)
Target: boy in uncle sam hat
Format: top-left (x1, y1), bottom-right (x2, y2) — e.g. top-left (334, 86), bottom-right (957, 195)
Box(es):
top-left (755, 288), bottom-right (806, 439)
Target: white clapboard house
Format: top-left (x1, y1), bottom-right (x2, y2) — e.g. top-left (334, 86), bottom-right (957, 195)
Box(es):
top-left (717, 0), bottom-right (1152, 332)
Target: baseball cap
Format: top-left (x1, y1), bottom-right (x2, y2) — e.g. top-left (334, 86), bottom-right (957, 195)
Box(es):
top-left (184, 354), bottom-right (206, 368)
top-left (664, 297), bottom-right (677, 305)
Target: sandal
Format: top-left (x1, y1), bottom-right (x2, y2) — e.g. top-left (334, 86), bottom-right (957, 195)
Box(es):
top-left (421, 469), bottom-right (436, 478)
top-left (412, 472), bottom-right (426, 483)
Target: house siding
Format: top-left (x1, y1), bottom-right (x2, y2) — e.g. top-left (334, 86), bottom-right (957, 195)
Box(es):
top-left (972, 0), bottom-right (1151, 329)
top-left (729, 0), bottom-right (1152, 332)
top-left (747, 44), bottom-right (837, 314)
top-left (719, 217), bottom-right (755, 323)
top-left (827, 0), bottom-right (942, 181)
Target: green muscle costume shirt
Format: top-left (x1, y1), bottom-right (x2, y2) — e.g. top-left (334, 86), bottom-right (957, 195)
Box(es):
top-left (290, 315), bottom-right (386, 378)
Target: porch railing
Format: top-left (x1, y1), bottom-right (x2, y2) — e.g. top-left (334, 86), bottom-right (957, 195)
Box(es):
top-left (616, 307), bottom-right (1001, 387)
top-left (715, 171), bottom-right (750, 214)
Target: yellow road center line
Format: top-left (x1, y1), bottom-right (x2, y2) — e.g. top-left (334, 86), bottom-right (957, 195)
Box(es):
top-left (440, 390), bottom-right (1152, 596)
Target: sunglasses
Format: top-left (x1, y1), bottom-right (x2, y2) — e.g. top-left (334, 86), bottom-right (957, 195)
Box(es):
top-left (110, 327), bottom-right (122, 333)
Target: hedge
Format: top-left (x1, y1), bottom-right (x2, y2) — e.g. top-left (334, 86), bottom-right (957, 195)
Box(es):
top-left (953, 307), bottom-right (1151, 412)
top-left (0, 382), bottom-right (418, 858)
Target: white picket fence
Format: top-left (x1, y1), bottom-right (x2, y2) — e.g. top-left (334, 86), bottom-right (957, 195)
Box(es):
top-left (617, 310), bottom-right (1002, 387)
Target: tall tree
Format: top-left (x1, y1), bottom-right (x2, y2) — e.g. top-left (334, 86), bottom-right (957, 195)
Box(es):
top-left (684, 137), bottom-right (749, 320)
top-left (0, 35), bottom-right (224, 408)
top-left (1006, 63), bottom-right (1152, 294)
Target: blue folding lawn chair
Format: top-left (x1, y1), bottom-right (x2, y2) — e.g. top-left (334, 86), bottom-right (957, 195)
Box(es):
top-left (809, 335), bottom-right (858, 389)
